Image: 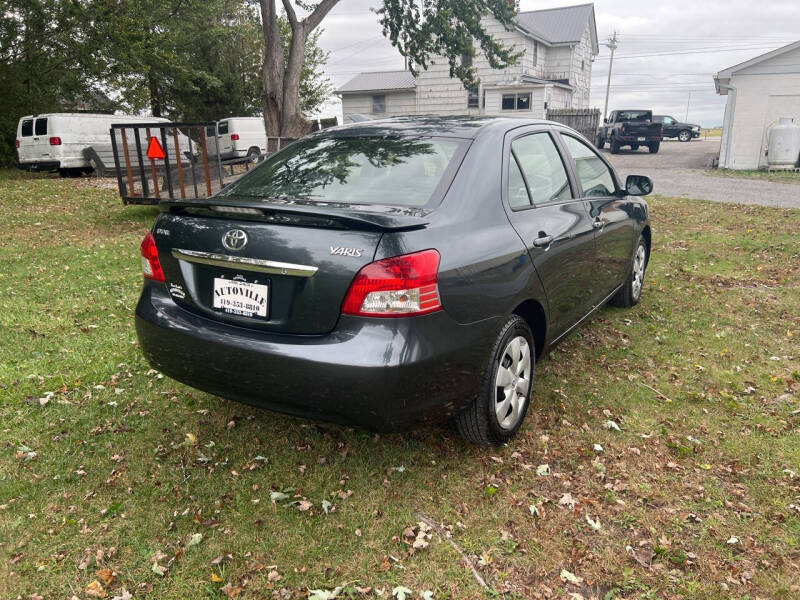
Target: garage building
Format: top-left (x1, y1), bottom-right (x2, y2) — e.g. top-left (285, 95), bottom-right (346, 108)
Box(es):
top-left (714, 40), bottom-right (800, 170)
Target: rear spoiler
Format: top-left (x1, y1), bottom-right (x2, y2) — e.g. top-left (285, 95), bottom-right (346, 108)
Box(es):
top-left (158, 198), bottom-right (430, 232)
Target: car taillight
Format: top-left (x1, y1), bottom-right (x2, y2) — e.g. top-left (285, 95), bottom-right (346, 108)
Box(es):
top-left (341, 249), bottom-right (442, 317)
top-left (49, 136), bottom-right (62, 145)
top-left (621, 124), bottom-right (627, 134)
top-left (140, 232), bottom-right (165, 282)
top-left (231, 133), bottom-right (240, 141)
top-left (15, 139), bottom-right (20, 148)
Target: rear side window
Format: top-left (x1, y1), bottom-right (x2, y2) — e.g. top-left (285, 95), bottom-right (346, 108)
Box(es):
top-left (561, 135), bottom-right (617, 197)
top-left (219, 135), bottom-right (468, 208)
top-left (21, 119), bottom-right (33, 136)
top-left (510, 133), bottom-right (572, 206)
top-left (35, 118), bottom-right (47, 136)
top-left (218, 121), bottom-right (229, 134)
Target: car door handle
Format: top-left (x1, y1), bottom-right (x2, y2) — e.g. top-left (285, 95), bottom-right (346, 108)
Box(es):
top-left (532, 235), bottom-right (553, 248)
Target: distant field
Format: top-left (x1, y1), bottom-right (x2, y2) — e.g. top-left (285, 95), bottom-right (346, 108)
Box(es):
top-left (706, 168), bottom-right (800, 184)
top-left (701, 128), bottom-right (722, 138)
top-left (1, 170), bottom-right (799, 599)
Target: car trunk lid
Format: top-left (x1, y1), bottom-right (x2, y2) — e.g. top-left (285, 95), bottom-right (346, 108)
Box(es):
top-left (152, 200), bottom-right (429, 335)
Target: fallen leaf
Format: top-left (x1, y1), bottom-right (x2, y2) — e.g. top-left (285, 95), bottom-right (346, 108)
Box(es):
top-left (604, 420), bottom-right (621, 432)
top-left (392, 586), bottom-right (413, 600)
top-left (560, 569), bottom-right (583, 584)
top-left (221, 582), bottom-right (243, 598)
top-left (270, 491), bottom-right (290, 503)
top-left (308, 587), bottom-right (343, 600)
top-left (322, 500), bottom-right (333, 514)
top-left (536, 464), bottom-right (550, 476)
top-left (188, 532), bottom-right (203, 547)
top-left (559, 493), bottom-right (576, 510)
top-left (85, 580), bottom-right (107, 598)
top-left (210, 572), bottom-right (223, 582)
top-left (96, 568), bottom-right (114, 586)
top-left (586, 515), bottom-right (601, 531)
top-left (111, 588), bottom-right (132, 600)
top-left (152, 562), bottom-right (167, 576)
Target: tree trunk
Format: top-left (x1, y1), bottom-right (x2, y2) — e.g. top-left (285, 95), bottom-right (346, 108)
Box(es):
top-left (259, 0), bottom-right (339, 139)
top-left (259, 0), bottom-right (283, 137)
top-left (148, 71), bottom-right (162, 118)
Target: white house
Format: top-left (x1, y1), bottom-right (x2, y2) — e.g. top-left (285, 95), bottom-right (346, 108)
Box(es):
top-left (714, 40), bottom-right (800, 170)
top-left (338, 3), bottom-right (598, 122)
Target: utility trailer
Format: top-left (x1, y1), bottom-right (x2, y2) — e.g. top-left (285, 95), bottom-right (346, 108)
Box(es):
top-left (110, 121), bottom-right (295, 204)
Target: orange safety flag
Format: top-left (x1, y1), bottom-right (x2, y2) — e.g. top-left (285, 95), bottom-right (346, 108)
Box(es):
top-left (146, 136), bottom-right (166, 160)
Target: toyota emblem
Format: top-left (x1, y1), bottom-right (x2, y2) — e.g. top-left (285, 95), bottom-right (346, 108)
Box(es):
top-left (222, 229), bottom-right (248, 251)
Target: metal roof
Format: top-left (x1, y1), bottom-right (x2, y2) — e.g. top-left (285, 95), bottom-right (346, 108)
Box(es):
top-left (514, 3), bottom-right (595, 46)
top-left (338, 70), bottom-right (417, 93)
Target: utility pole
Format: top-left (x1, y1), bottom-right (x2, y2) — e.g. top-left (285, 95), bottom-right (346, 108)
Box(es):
top-left (685, 90), bottom-right (692, 121)
top-left (603, 31), bottom-right (618, 121)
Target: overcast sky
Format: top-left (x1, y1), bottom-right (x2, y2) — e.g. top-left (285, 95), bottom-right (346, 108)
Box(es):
top-left (313, 0), bottom-right (800, 126)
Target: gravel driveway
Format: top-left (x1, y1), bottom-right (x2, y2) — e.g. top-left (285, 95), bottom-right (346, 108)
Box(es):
top-left (601, 139), bottom-right (800, 209)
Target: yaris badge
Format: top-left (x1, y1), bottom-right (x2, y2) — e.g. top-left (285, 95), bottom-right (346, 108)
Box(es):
top-left (222, 229), bottom-right (248, 251)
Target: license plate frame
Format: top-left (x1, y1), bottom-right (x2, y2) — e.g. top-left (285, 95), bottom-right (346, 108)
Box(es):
top-left (212, 276), bottom-right (269, 319)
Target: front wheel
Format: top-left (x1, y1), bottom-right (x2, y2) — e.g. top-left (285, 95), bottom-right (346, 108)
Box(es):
top-left (609, 235), bottom-right (648, 308)
top-left (596, 135), bottom-right (605, 149)
top-left (455, 315), bottom-right (535, 446)
top-left (610, 138), bottom-right (621, 154)
top-left (678, 130), bottom-right (692, 142)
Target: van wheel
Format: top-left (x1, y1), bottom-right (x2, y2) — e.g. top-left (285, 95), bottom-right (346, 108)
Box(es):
top-left (455, 315), bottom-right (534, 446)
top-left (246, 147), bottom-right (261, 163)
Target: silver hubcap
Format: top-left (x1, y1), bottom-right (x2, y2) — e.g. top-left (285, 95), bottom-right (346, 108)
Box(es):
top-left (632, 244), bottom-right (646, 300)
top-left (680, 132), bottom-right (690, 141)
top-left (494, 336), bottom-right (531, 430)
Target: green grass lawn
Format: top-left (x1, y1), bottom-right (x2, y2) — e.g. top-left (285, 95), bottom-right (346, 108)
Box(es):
top-left (1, 169), bottom-right (799, 599)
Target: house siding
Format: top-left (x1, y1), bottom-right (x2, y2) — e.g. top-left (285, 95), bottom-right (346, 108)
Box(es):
top-left (341, 91), bottom-right (417, 120)
top-left (719, 45), bottom-right (800, 169)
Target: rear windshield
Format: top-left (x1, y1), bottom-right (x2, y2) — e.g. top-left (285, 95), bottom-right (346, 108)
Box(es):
top-left (21, 119), bottom-right (33, 136)
top-left (219, 135), bottom-right (468, 207)
top-left (617, 111), bottom-right (651, 121)
top-left (35, 118), bottom-right (47, 135)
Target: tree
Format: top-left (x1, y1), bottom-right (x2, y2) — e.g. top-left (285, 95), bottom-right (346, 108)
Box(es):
top-left (259, 0), bottom-right (521, 137)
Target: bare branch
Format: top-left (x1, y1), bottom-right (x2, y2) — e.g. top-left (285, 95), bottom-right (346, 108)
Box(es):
top-left (304, 0), bottom-right (340, 32)
top-left (281, 0), bottom-right (299, 27)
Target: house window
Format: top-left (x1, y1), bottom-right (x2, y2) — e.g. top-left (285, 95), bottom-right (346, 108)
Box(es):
top-left (502, 93), bottom-right (532, 111)
top-left (532, 42), bottom-right (538, 66)
top-left (372, 95), bottom-right (386, 114)
top-left (467, 86), bottom-right (479, 108)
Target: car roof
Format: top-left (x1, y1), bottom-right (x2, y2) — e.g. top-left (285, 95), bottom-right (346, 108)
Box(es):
top-left (324, 115), bottom-right (556, 140)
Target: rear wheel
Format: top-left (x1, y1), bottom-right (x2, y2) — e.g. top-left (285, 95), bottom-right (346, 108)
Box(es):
top-left (455, 315), bottom-right (534, 446)
top-left (647, 141), bottom-right (660, 153)
top-left (609, 235), bottom-right (647, 308)
top-left (596, 135), bottom-right (605, 149)
top-left (678, 130), bottom-right (692, 142)
top-left (610, 138), bottom-right (621, 154)
top-left (246, 147), bottom-right (261, 163)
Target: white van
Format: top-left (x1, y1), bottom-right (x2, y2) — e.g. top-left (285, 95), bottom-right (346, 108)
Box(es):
top-left (15, 113), bottom-right (175, 176)
top-left (210, 117), bottom-right (267, 162)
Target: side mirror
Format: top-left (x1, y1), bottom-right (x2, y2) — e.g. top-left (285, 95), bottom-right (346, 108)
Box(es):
top-left (625, 175), bottom-right (653, 196)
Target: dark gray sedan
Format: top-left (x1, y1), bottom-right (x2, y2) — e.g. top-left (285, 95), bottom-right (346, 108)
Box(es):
top-left (136, 117), bottom-right (652, 445)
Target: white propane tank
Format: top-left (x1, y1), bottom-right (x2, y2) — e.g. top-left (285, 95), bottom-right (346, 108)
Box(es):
top-left (767, 117), bottom-right (800, 169)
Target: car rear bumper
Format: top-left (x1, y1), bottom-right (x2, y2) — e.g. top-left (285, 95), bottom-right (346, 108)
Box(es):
top-left (617, 136), bottom-right (662, 143)
top-left (135, 282), bottom-right (500, 431)
top-left (18, 161), bottom-right (60, 172)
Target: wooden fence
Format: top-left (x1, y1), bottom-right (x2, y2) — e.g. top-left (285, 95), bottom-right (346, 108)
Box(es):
top-left (546, 108), bottom-right (601, 142)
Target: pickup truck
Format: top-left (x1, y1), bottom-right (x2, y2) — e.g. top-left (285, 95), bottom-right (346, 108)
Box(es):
top-left (653, 115), bottom-right (701, 142)
top-left (596, 110), bottom-right (663, 154)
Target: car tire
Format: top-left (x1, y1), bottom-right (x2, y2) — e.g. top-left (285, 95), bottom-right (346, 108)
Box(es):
top-left (678, 130), bottom-right (692, 142)
top-left (596, 135), bottom-right (605, 149)
top-left (647, 142), bottom-right (660, 153)
top-left (455, 315), bottom-right (535, 446)
top-left (609, 235), bottom-right (648, 308)
top-left (610, 138), bottom-right (621, 154)
top-left (246, 147), bottom-right (261, 163)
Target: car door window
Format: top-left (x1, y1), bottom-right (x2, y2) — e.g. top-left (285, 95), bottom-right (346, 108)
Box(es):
top-left (218, 121), bottom-right (229, 135)
top-left (35, 118), bottom-right (47, 136)
top-left (21, 119), bottom-right (33, 136)
top-left (560, 135), bottom-right (617, 197)
top-left (508, 155), bottom-right (531, 208)
top-left (511, 133), bottom-right (572, 206)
